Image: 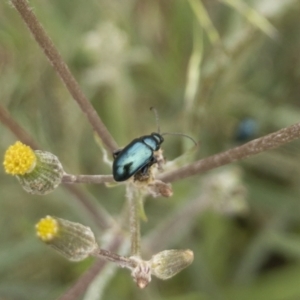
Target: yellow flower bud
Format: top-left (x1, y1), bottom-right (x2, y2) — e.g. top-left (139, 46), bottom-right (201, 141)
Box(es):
top-left (36, 216), bottom-right (98, 261)
top-left (3, 142), bottom-right (64, 195)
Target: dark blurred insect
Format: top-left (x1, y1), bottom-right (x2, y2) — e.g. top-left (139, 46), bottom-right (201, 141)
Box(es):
top-left (234, 118), bottom-right (258, 142)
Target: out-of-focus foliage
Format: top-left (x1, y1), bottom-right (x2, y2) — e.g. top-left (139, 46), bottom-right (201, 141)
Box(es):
top-left (1, 0), bottom-right (300, 299)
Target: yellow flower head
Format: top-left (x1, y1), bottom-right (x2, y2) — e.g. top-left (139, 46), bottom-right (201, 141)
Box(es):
top-left (3, 141), bottom-right (36, 175)
top-left (36, 216), bottom-right (59, 242)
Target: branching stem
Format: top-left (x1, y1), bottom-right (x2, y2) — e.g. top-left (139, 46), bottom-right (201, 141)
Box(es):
top-left (93, 248), bottom-right (136, 269)
top-left (160, 122), bottom-right (300, 182)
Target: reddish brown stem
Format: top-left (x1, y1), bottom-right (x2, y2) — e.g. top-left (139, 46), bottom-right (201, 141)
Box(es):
top-left (160, 122), bottom-right (300, 182)
top-left (0, 105), bottom-right (39, 150)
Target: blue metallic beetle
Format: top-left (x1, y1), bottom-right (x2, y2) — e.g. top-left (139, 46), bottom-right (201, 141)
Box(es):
top-left (112, 132), bottom-right (164, 182)
top-left (112, 108), bottom-right (196, 182)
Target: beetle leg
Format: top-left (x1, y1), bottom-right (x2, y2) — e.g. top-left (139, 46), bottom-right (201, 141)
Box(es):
top-left (134, 156), bottom-right (158, 182)
top-left (141, 158), bottom-right (155, 174)
top-left (140, 164), bottom-right (149, 176)
top-left (149, 156), bottom-right (157, 166)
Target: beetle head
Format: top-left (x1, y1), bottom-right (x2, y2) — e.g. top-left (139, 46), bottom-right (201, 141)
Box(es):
top-left (151, 133), bottom-right (164, 149)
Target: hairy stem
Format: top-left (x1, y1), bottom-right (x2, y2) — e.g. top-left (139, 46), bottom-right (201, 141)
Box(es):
top-left (160, 121), bottom-right (300, 182)
top-left (10, 0), bottom-right (118, 152)
top-left (94, 248), bottom-right (136, 269)
top-left (62, 174), bottom-right (115, 184)
top-left (126, 185), bottom-right (141, 257)
top-left (0, 106), bottom-right (39, 150)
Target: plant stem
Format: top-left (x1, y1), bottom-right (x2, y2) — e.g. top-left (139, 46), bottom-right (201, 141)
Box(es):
top-left (126, 185), bottom-right (141, 257)
top-left (94, 248), bottom-right (136, 269)
top-left (10, 0), bottom-right (118, 153)
top-left (159, 121), bottom-right (300, 183)
top-left (0, 105), bottom-right (39, 150)
top-left (62, 174), bottom-right (115, 184)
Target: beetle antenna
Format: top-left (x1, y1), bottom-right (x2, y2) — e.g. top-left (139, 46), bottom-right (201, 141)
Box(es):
top-left (150, 107), bottom-right (161, 134)
top-left (162, 132), bottom-right (197, 146)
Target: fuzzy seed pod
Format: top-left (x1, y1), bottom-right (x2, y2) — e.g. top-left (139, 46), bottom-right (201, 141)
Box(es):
top-left (16, 150), bottom-right (64, 195)
top-left (36, 216), bottom-right (98, 261)
top-left (150, 249), bottom-right (194, 280)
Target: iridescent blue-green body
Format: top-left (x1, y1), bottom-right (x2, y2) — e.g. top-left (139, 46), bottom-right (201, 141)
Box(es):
top-left (112, 133), bottom-right (164, 182)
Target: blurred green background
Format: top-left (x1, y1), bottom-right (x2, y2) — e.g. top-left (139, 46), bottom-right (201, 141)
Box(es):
top-left (1, 0), bottom-right (300, 299)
